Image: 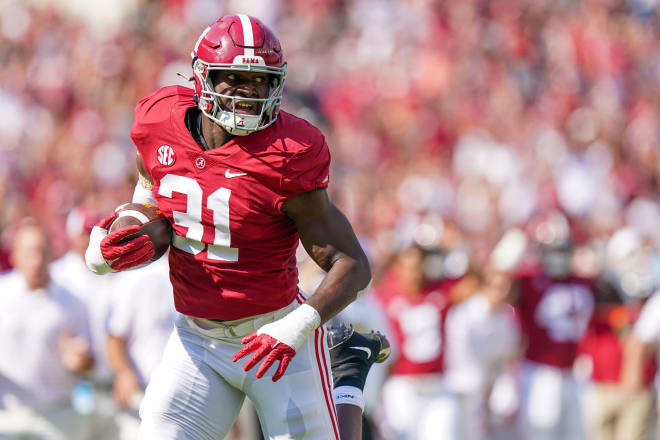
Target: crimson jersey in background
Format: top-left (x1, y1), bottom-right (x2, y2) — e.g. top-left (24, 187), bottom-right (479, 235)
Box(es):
top-left (516, 275), bottom-right (596, 368)
top-left (376, 273), bottom-right (457, 375)
top-left (131, 86), bottom-right (330, 320)
top-left (0, 247), bottom-right (10, 273)
top-left (580, 303), bottom-right (656, 385)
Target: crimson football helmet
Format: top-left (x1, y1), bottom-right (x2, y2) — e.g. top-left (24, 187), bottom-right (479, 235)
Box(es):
top-left (529, 210), bottom-right (573, 278)
top-left (191, 15), bottom-right (287, 135)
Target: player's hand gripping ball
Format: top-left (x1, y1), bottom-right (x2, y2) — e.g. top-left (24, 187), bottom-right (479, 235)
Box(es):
top-left (85, 203), bottom-right (171, 274)
top-left (108, 203), bottom-right (172, 265)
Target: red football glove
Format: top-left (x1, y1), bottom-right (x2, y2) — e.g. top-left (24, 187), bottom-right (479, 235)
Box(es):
top-left (232, 304), bottom-right (321, 382)
top-left (85, 212), bottom-right (154, 274)
top-left (233, 333), bottom-right (296, 382)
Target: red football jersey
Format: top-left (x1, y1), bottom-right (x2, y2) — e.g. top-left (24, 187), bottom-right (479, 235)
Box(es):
top-left (376, 272), bottom-right (456, 375)
top-left (516, 275), bottom-right (595, 368)
top-left (130, 86), bottom-right (330, 320)
top-left (579, 304), bottom-right (656, 385)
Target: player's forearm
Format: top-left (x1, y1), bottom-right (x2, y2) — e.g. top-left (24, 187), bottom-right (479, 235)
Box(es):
top-left (283, 189), bottom-right (371, 321)
top-left (306, 254), bottom-right (371, 324)
top-left (134, 156), bottom-right (157, 204)
top-left (621, 335), bottom-right (651, 391)
top-left (107, 334), bottom-right (135, 375)
top-left (337, 403), bottom-right (364, 440)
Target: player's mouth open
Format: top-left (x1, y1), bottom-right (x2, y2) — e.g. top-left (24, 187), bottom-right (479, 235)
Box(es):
top-left (234, 101), bottom-right (258, 114)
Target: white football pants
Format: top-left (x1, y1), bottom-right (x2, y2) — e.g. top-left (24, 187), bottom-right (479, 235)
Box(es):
top-left (137, 298), bottom-right (340, 440)
top-left (381, 374), bottom-right (457, 440)
top-left (517, 360), bottom-right (584, 440)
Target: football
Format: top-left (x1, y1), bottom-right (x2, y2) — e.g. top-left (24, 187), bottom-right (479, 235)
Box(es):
top-left (109, 203), bottom-right (172, 261)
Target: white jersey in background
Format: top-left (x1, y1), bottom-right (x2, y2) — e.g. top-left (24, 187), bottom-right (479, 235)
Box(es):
top-left (444, 293), bottom-right (520, 395)
top-left (50, 251), bottom-right (118, 384)
top-left (0, 271), bottom-right (92, 409)
top-left (633, 291), bottom-right (660, 388)
top-left (442, 293), bottom-right (520, 440)
top-left (108, 256), bottom-right (177, 388)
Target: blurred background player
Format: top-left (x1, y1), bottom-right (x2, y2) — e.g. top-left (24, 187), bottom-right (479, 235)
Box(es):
top-left (514, 211), bottom-right (595, 440)
top-left (442, 267), bottom-right (520, 440)
top-left (49, 206), bottom-right (121, 439)
top-left (105, 254), bottom-right (178, 440)
top-left (621, 285), bottom-right (660, 438)
top-left (327, 323), bottom-right (391, 440)
top-left (579, 277), bottom-right (655, 440)
top-left (374, 244), bottom-right (468, 439)
top-left (0, 220), bottom-right (94, 440)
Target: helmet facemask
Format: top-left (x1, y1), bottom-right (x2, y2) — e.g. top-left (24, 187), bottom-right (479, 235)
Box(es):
top-left (193, 58), bottom-right (286, 136)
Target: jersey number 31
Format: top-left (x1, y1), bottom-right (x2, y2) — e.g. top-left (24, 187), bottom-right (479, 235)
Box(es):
top-left (158, 174), bottom-right (238, 261)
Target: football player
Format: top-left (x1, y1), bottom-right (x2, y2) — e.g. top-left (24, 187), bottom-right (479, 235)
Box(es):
top-left (0, 220), bottom-right (94, 439)
top-left (513, 211), bottom-right (596, 440)
top-left (327, 324), bottom-right (391, 440)
top-left (375, 244), bottom-right (463, 439)
top-left (85, 14), bottom-right (374, 440)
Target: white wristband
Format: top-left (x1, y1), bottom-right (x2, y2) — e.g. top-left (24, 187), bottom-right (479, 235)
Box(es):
top-left (256, 304), bottom-right (321, 353)
top-left (85, 226), bottom-right (115, 275)
top-left (333, 386), bottom-right (365, 411)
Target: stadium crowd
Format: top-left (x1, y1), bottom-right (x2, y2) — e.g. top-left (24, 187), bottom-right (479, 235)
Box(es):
top-left (2, 0), bottom-right (660, 438)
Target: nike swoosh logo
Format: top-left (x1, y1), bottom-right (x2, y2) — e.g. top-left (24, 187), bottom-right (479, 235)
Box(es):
top-left (350, 346), bottom-right (371, 358)
top-left (225, 169), bottom-right (247, 178)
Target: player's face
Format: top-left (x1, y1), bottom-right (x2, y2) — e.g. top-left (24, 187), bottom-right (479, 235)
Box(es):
top-left (11, 225), bottom-right (51, 290)
top-left (542, 247), bottom-right (572, 279)
top-left (395, 246), bottom-right (425, 296)
top-left (71, 232), bottom-right (90, 257)
top-left (211, 70), bottom-right (271, 115)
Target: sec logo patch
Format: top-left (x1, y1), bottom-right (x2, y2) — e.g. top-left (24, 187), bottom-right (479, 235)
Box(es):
top-left (157, 145), bottom-right (175, 166)
top-left (195, 157), bottom-right (206, 169)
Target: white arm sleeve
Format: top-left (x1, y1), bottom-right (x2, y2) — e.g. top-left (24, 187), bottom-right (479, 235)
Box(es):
top-left (132, 182), bottom-right (157, 205)
top-left (634, 292), bottom-right (660, 343)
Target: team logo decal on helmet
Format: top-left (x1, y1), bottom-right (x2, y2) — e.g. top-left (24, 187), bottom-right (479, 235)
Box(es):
top-left (191, 14), bottom-right (287, 136)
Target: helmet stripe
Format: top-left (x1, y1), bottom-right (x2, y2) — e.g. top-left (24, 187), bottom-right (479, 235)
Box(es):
top-left (193, 25), bottom-right (211, 56)
top-left (237, 14), bottom-right (255, 56)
